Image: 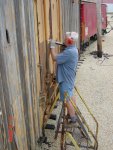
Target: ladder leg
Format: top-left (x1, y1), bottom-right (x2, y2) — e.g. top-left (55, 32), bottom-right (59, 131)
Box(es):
top-left (54, 106), bottom-right (63, 139)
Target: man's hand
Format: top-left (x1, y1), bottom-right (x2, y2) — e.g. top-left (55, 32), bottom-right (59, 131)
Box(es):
top-left (49, 39), bottom-right (57, 61)
top-left (50, 39), bottom-right (56, 49)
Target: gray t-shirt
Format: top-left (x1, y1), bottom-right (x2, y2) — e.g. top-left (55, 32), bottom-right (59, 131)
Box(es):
top-left (56, 45), bottom-right (78, 87)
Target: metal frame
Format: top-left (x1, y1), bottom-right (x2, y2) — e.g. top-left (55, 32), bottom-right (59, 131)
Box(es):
top-left (55, 87), bottom-right (98, 150)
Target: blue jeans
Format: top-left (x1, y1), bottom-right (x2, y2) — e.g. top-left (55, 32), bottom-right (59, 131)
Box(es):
top-left (59, 82), bottom-right (74, 101)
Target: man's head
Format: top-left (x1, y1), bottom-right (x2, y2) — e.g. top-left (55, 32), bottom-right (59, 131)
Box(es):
top-left (64, 32), bottom-right (79, 46)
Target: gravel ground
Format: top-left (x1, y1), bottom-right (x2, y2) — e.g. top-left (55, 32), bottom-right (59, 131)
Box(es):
top-left (38, 22), bottom-right (113, 150)
top-left (75, 29), bottom-right (113, 150)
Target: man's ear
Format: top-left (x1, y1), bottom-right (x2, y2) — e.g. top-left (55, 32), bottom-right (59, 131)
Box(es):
top-left (67, 38), bottom-right (73, 45)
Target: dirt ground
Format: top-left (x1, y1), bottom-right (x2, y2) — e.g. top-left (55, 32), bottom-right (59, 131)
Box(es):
top-left (38, 17), bottom-right (113, 150)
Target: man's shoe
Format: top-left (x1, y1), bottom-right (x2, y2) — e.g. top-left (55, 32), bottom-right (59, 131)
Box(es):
top-left (69, 120), bottom-right (77, 124)
top-left (64, 120), bottom-right (78, 128)
top-left (65, 114), bottom-right (71, 120)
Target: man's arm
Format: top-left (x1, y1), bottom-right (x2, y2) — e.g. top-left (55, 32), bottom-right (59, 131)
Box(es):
top-left (50, 40), bottom-right (70, 64)
top-left (50, 48), bottom-right (57, 61)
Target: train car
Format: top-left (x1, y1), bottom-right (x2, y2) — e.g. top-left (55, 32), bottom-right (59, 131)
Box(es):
top-left (81, 2), bottom-right (107, 46)
top-left (102, 4), bottom-right (107, 33)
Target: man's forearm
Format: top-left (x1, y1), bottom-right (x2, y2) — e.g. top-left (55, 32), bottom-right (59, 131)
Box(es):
top-left (50, 48), bottom-right (57, 61)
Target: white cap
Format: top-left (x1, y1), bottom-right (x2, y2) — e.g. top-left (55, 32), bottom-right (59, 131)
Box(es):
top-left (66, 32), bottom-right (79, 40)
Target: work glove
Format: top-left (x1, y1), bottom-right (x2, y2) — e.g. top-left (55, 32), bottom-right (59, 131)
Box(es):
top-left (49, 39), bottom-right (56, 49)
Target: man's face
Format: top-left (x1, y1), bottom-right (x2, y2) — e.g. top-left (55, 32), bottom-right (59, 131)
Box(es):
top-left (64, 36), bottom-right (74, 46)
top-left (64, 35), bottom-right (70, 45)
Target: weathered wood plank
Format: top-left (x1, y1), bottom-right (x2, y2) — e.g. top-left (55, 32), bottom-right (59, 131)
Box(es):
top-left (33, 0), bottom-right (42, 139)
top-left (0, 0), bottom-right (28, 149)
top-left (35, 0), bottom-right (47, 130)
top-left (28, 0), bottom-right (41, 145)
top-left (37, 0), bottom-right (47, 94)
top-left (0, 1), bottom-right (17, 150)
top-left (0, 2), bottom-right (9, 150)
top-left (0, 73), bottom-right (8, 150)
top-left (0, 0), bottom-right (81, 149)
top-left (13, 0), bottom-right (36, 149)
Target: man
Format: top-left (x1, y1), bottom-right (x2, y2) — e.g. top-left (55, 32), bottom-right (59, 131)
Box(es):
top-left (50, 32), bottom-right (78, 123)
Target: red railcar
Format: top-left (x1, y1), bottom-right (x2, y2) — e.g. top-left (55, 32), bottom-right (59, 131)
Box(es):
top-left (102, 4), bottom-right (107, 30)
top-left (81, 2), bottom-right (107, 44)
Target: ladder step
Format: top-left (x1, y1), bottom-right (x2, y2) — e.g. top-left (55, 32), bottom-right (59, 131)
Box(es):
top-left (49, 114), bottom-right (57, 120)
top-left (45, 124), bottom-right (55, 130)
top-left (64, 123), bottom-right (79, 128)
top-left (54, 105), bottom-right (58, 109)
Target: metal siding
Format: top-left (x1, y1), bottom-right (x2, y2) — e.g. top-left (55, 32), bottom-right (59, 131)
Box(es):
top-left (102, 5), bottom-right (107, 29)
top-left (83, 0), bottom-right (113, 4)
top-left (61, 0), bottom-right (80, 49)
top-left (81, 4), bottom-right (85, 42)
top-left (84, 3), bottom-right (97, 39)
top-left (81, 2), bottom-right (107, 42)
top-left (82, 0), bottom-right (96, 2)
top-left (102, 0), bottom-right (113, 3)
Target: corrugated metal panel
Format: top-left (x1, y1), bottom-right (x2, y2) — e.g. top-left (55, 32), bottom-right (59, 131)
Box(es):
top-left (102, 4), bottom-right (107, 29)
top-left (61, 0), bottom-right (80, 49)
top-left (102, 0), bottom-right (113, 3)
top-left (82, 0), bottom-right (96, 2)
top-left (83, 0), bottom-right (113, 4)
top-left (83, 3), bottom-right (97, 40)
top-left (81, 2), bottom-right (107, 43)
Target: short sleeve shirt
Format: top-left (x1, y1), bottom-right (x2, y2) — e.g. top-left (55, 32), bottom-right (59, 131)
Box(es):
top-left (56, 45), bottom-right (78, 87)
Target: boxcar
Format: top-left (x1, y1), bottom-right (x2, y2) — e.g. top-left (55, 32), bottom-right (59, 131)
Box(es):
top-left (81, 2), bottom-right (107, 45)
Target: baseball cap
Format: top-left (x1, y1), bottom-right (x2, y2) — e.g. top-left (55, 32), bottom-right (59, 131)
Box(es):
top-left (66, 32), bottom-right (79, 40)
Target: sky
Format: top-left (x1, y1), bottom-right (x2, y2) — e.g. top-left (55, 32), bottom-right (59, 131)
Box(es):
top-left (107, 4), bottom-right (113, 12)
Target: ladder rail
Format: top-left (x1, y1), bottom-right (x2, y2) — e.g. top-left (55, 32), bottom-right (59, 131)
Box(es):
top-left (75, 87), bottom-right (99, 142)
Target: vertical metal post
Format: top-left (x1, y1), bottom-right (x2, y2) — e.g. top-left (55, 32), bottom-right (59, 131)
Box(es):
top-left (96, 0), bottom-right (103, 57)
top-left (79, 0), bottom-right (82, 53)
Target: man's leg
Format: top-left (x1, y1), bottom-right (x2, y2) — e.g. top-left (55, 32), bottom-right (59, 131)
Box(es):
top-left (66, 95), bottom-right (76, 115)
top-left (71, 95), bottom-right (77, 116)
top-left (72, 96), bottom-right (76, 105)
top-left (66, 98), bottom-right (77, 122)
top-left (59, 82), bottom-right (77, 122)
top-left (66, 100), bottom-right (75, 116)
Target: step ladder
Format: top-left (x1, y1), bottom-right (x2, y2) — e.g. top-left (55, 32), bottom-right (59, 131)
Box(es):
top-left (55, 87), bottom-right (98, 150)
